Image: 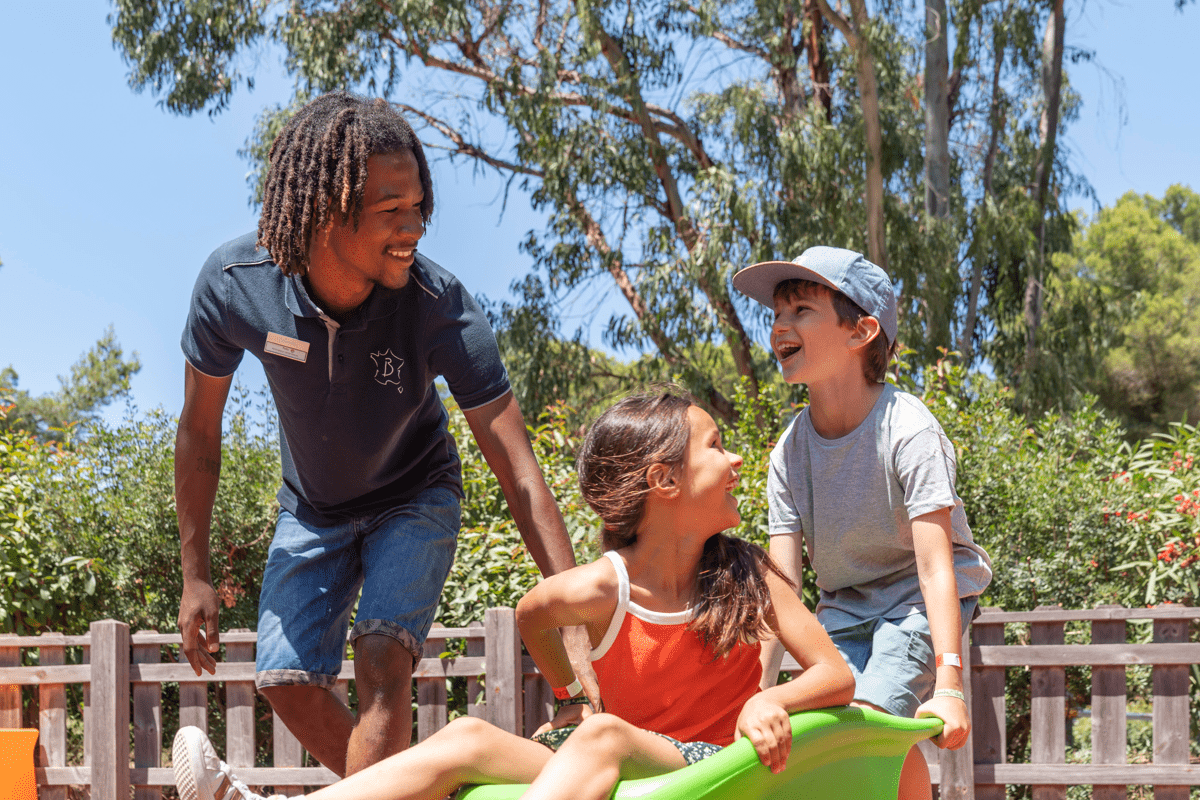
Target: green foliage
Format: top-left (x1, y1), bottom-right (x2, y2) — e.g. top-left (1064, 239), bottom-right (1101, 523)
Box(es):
top-left (0, 404), bottom-right (96, 634)
top-left (1, 382), bottom-right (279, 635)
top-left (108, 0), bottom-right (1094, 418)
top-left (1056, 186), bottom-right (1200, 438)
top-left (1, 327), bottom-right (142, 442)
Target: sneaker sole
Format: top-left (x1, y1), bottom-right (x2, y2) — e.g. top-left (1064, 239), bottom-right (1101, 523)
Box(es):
top-left (173, 727), bottom-right (213, 800)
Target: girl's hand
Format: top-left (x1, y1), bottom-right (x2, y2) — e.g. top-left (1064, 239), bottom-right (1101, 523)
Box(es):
top-left (735, 694), bottom-right (792, 774)
top-left (916, 694), bottom-right (970, 750)
top-left (534, 701), bottom-right (594, 735)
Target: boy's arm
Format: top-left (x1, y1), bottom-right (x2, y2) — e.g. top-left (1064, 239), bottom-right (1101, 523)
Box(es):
top-left (911, 506), bottom-right (970, 750)
top-left (758, 531), bottom-right (803, 689)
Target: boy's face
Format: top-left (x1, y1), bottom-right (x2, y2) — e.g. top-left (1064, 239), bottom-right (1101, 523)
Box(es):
top-left (770, 286), bottom-right (858, 386)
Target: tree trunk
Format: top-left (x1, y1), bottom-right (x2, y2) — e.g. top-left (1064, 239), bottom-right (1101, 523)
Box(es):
top-left (924, 0), bottom-right (950, 219)
top-left (1023, 0), bottom-right (1064, 373)
top-left (804, 0), bottom-right (832, 119)
top-left (959, 11), bottom-right (1007, 360)
top-left (815, 0), bottom-right (888, 271)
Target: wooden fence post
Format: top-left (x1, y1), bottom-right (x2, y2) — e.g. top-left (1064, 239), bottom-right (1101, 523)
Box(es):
top-left (1091, 608), bottom-right (1127, 800)
top-left (90, 620), bottom-right (130, 800)
top-left (226, 631), bottom-right (256, 770)
top-left (467, 635), bottom-right (486, 719)
top-left (37, 633), bottom-right (68, 800)
top-left (1151, 616), bottom-right (1189, 800)
top-left (0, 633), bottom-right (20, 728)
top-left (938, 625), bottom-right (976, 799)
top-left (417, 624), bottom-right (448, 743)
top-left (132, 631), bottom-right (163, 800)
top-left (272, 704), bottom-right (305, 796)
top-left (972, 608), bottom-right (1006, 800)
top-left (484, 608), bottom-right (523, 736)
top-left (1030, 607), bottom-right (1065, 800)
top-left (176, 646), bottom-right (207, 733)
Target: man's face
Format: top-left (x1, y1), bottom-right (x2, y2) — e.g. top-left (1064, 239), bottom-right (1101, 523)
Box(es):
top-left (313, 149), bottom-right (425, 296)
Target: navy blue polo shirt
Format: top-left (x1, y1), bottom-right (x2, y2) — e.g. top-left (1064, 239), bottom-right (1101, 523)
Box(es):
top-left (182, 232), bottom-right (511, 525)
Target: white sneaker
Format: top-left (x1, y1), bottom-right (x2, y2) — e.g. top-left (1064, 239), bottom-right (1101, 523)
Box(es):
top-left (172, 726), bottom-right (275, 800)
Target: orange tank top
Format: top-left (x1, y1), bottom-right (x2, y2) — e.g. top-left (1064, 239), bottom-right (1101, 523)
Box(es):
top-left (590, 550), bottom-right (763, 747)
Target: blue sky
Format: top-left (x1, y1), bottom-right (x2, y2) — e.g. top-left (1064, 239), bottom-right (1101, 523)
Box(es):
top-left (1, 1), bottom-right (1197, 423)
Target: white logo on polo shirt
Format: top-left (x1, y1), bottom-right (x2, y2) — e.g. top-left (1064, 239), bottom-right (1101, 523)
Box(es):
top-left (370, 349), bottom-right (405, 392)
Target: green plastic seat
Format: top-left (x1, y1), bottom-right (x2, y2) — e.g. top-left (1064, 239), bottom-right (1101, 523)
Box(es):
top-left (456, 706), bottom-right (942, 800)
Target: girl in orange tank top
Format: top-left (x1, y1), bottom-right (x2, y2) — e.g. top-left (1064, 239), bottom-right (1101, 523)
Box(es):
top-left (171, 390), bottom-right (854, 800)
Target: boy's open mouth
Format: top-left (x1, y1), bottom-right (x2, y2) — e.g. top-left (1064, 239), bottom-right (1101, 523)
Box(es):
top-left (776, 342), bottom-right (801, 361)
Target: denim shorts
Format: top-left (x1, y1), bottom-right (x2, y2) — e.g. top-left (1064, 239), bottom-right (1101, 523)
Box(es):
top-left (254, 485), bottom-right (460, 690)
top-left (826, 597), bottom-right (978, 719)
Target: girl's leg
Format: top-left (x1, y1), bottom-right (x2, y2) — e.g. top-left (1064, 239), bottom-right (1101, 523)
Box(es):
top-left (522, 714), bottom-right (687, 800)
top-left (303, 716), bottom-right (553, 800)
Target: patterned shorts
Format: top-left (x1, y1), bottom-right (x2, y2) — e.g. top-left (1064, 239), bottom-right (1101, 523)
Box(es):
top-left (531, 725), bottom-right (723, 766)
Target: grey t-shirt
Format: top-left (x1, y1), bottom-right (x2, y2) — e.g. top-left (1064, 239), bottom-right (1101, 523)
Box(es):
top-left (767, 384), bottom-right (992, 631)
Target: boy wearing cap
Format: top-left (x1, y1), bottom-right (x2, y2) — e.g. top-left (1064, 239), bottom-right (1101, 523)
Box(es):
top-left (732, 246), bottom-right (992, 800)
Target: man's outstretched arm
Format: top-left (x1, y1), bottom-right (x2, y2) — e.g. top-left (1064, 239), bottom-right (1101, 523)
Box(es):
top-left (175, 362), bottom-right (233, 675)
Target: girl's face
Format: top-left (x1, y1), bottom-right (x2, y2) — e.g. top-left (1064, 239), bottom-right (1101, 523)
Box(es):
top-left (676, 406), bottom-right (744, 533)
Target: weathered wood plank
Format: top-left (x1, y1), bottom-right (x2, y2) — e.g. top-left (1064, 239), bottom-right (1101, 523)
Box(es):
top-left (225, 630), bottom-right (256, 770)
top-left (484, 608), bottom-right (522, 736)
top-left (38, 766), bottom-right (339, 786)
top-left (89, 620), bottom-right (131, 800)
top-left (132, 632), bottom-right (163, 800)
top-left (0, 633), bottom-right (20, 728)
top-left (523, 674), bottom-right (553, 737)
top-left (1030, 609), bottom-right (1065, 800)
top-left (1091, 611), bottom-right (1127, 800)
top-left (971, 613), bottom-right (1006, 800)
top-left (966, 607), bottom-right (1200, 623)
top-left (36, 637), bottom-right (68, 800)
top-left (176, 647), bottom-right (207, 733)
top-left (968, 642), bottom-right (1200, 667)
top-left (938, 625), bottom-right (974, 800)
top-left (976, 763), bottom-right (1200, 784)
top-left (417, 625), bottom-right (448, 742)
top-left (1151, 618), bottom-right (1189, 800)
top-left (272, 703), bottom-right (305, 795)
top-left (466, 636), bottom-right (485, 719)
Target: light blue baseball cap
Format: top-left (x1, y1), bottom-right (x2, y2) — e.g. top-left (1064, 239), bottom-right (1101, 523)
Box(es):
top-left (732, 246), bottom-right (899, 345)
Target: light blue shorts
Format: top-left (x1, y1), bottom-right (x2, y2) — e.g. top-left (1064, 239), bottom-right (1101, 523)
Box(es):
top-left (254, 485), bottom-right (460, 690)
top-left (826, 598), bottom-right (978, 719)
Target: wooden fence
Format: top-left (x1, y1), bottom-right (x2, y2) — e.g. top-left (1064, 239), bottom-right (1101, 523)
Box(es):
top-left (1, 604), bottom-right (1197, 800)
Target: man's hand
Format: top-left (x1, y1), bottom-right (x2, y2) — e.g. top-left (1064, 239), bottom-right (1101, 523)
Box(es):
top-left (916, 694), bottom-right (970, 750)
top-left (735, 694), bottom-right (793, 774)
top-left (534, 700), bottom-right (595, 735)
top-left (178, 580), bottom-right (221, 675)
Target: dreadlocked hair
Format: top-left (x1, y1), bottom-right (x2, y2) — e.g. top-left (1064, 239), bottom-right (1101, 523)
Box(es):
top-left (576, 390), bottom-right (794, 658)
top-left (257, 91), bottom-right (434, 277)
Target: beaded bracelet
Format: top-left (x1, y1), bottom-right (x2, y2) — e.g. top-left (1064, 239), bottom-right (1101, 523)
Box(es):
top-left (933, 688), bottom-right (966, 702)
top-left (555, 695), bottom-right (592, 711)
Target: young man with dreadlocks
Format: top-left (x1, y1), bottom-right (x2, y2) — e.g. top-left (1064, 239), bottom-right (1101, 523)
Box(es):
top-left (176, 91), bottom-right (592, 777)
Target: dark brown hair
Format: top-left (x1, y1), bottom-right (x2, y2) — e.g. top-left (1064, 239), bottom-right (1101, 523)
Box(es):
top-left (774, 278), bottom-right (896, 383)
top-left (257, 91), bottom-right (434, 277)
top-left (576, 390), bottom-right (792, 657)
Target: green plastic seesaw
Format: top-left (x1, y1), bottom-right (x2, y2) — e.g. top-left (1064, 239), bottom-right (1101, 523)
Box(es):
top-left (456, 706), bottom-right (942, 800)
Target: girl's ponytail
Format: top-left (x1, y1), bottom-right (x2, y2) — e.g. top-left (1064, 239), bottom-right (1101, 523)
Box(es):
top-left (690, 534), bottom-right (794, 658)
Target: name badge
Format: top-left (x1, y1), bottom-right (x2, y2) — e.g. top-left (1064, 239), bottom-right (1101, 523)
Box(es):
top-left (264, 332), bottom-right (309, 363)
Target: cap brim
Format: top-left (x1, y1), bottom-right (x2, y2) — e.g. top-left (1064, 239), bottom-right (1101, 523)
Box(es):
top-left (731, 260), bottom-right (841, 308)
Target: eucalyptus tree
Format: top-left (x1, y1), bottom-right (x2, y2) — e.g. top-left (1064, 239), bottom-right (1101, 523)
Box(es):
top-left (109, 0), bottom-right (1101, 418)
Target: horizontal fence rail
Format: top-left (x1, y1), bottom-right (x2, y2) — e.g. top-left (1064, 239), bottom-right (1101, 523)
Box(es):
top-left (1, 604), bottom-right (1196, 800)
